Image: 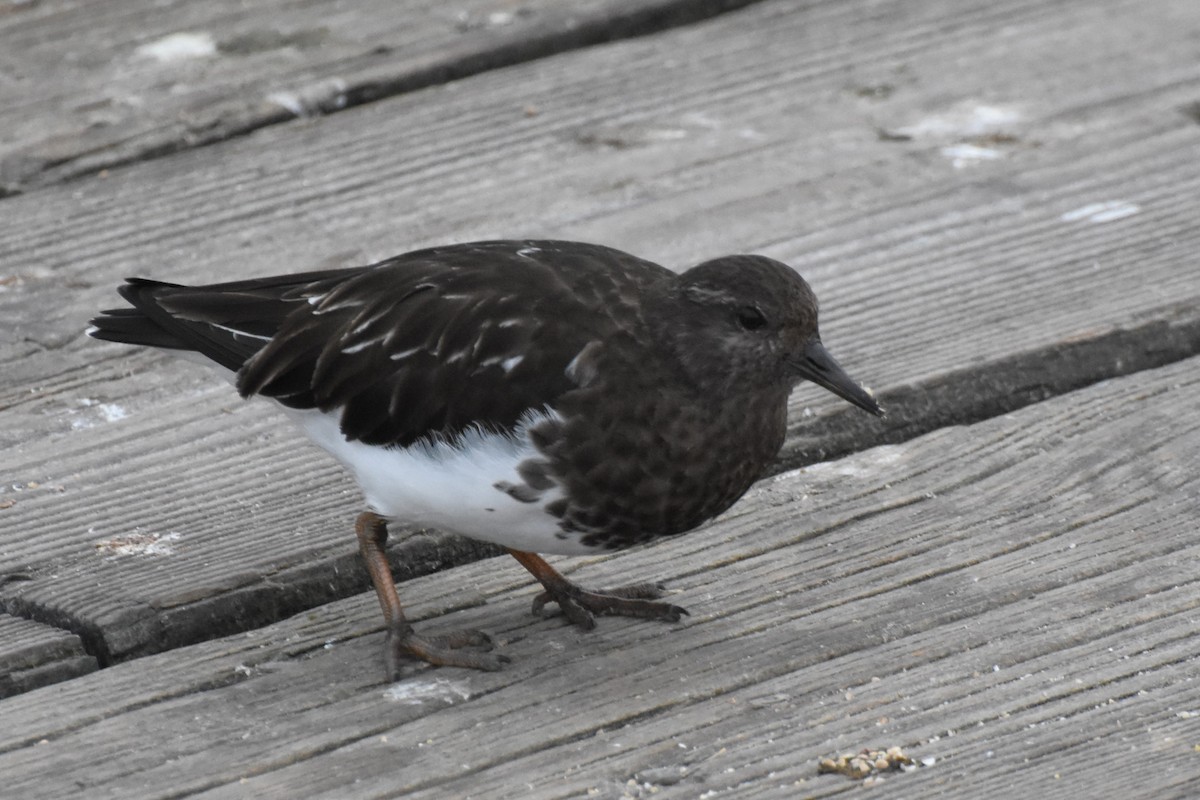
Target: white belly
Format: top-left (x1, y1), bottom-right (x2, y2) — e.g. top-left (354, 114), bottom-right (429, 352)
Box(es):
top-left (284, 407), bottom-right (596, 555)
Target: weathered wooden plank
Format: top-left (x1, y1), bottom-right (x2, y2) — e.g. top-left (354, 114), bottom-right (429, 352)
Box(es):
top-left (3, 0), bottom-right (1200, 678)
top-left (0, 0), bottom-right (764, 192)
top-left (0, 612), bottom-right (96, 697)
top-left (0, 351), bottom-right (1195, 798)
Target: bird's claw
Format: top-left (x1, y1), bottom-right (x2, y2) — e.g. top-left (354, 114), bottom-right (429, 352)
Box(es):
top-left (383, 622), bottom-right (510, 678)
top-left (531, 581), bottom-right (689, 630)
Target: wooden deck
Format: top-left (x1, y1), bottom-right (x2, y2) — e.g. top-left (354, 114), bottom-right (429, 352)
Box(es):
top-left (2, 0), bottom-right (1199, 796)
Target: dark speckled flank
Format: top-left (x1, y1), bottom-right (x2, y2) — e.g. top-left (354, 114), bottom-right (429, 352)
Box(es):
top-left (90, 239), bottom-right (881, 552)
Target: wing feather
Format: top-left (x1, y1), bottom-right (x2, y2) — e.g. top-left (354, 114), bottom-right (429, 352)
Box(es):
top-left (91, 241), bottom-right (674, 447)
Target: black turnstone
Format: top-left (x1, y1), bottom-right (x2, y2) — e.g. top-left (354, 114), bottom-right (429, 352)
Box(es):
top-left (89, 239), bottom-right (883, 675)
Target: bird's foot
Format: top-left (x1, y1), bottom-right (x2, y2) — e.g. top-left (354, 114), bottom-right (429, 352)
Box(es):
top-left (530, 580), bottom-right (689, 630)
top-left (383, 621), bottom-right (510, 678)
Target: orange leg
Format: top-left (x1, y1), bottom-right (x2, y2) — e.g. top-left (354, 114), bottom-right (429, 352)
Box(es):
top-left (356, 512), bottom-right (508, 676)
top-left (507, 549), bottom-right (689, 630)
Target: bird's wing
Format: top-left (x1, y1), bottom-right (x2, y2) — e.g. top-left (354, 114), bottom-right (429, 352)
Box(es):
top-left (94, 241), bottom-right (672, 447)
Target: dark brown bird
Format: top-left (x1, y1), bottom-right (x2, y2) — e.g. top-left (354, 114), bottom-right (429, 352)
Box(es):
top-left (89, 240), bottom-right (882, 676)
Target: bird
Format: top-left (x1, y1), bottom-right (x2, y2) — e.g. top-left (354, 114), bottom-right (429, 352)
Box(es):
top-left (89, 239), bottom-right (883, 676)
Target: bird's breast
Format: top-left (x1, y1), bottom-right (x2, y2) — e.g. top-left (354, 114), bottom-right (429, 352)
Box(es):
top-left (539, 383), bottom-right (790, 548)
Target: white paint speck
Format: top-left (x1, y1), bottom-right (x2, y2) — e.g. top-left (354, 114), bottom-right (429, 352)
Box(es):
top-left (268, 91), bottom-right (306, 117)
top-left (386, 676), bottom-right (473, 705)
top-left (135, 32), bottom-right (217, 62)
top-left (941, 143), bottom-right (1003, 169)
top-left (900, 103), bottom-right (1022, 139)
top-left (70, 399), bottom-right (128, 429)
top-left (99, 403), bottom-right (127, 422)
top-left (267, 77), bottom-right (349, 118)
top-left (1060, 201), bottom-right (1140, 224)
top-left (644, 128), bottom-right (689, 142)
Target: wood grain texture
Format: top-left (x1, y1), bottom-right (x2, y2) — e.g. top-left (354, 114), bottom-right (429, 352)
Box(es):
top-left (2, 0), bottom-right (1199, 679)
top-left (0, 612), bottom-right (96, 697)
top-left (0, 354), bottom-right (1196, 798)
top-left (0, 0), bottom-right (763, 191)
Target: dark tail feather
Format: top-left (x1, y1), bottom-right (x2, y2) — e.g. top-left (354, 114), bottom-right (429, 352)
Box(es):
top-left (89, 278), bottom-right (262, 373)
top-left (88, 280), bottom-right (190, 350)
top-left (88, 308), bottom-right (191, 350)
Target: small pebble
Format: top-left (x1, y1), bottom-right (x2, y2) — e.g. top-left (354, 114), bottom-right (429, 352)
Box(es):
top-left (817, 745), bottom-right (924, 781)
top-left (635, 766), bottom-right (686, 786)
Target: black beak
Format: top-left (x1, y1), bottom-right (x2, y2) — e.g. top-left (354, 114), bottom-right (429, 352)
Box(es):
top-left (791, 338), bottom-right (884, 417)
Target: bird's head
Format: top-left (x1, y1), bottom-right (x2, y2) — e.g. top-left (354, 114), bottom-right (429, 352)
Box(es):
top-left (660, 255), bottom-right (883, 416)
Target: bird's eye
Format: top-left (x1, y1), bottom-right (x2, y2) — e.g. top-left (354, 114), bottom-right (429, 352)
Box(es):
top-left (736, 306), bottom-right (767, 331)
